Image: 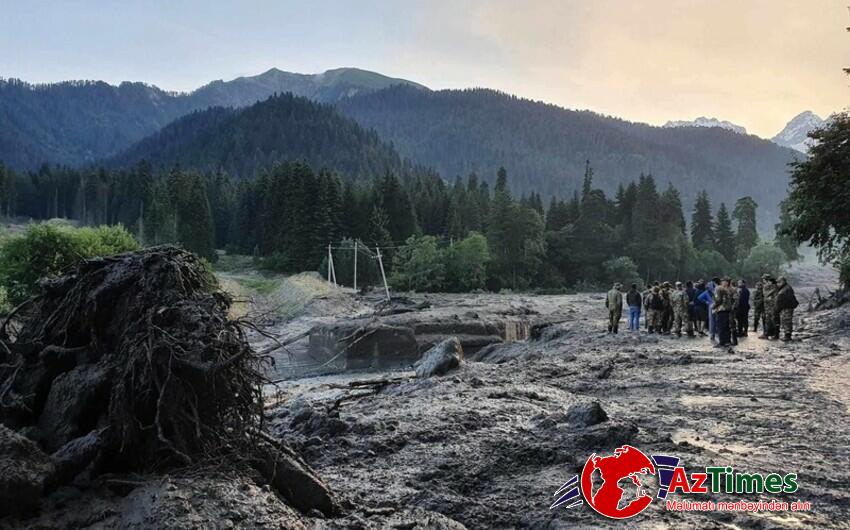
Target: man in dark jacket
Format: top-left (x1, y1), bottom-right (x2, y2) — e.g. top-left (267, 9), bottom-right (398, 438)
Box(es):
top-left (774, 276), bottom-right (798, 341)
top-left (626, 284), bottom-right (642, 332)
top-left (736, 280), bottom-right (750, 337)
top-left (761, 275), bottom-right (779, 340)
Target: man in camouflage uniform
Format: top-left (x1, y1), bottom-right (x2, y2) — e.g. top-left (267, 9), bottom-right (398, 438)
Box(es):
top-left (647, 285), bottom-right (664, 333)
top-left (670, 281), bottom-right (691, 337)
top-left (774, 276), bottom-right (798, 341)
top-left (642, 284), bottom-right (653, 331)
top-left (752, 279), bottom-right (764, 333)
top-left (760, 274), bottom-right (779, 340)
top-left (712, 277), bottom-right (735, 347)
top-left (605, 283), bottom-right (624, 334)
top-left (729, 280), bottom-right (740, 346)
top-left (661, 282), bottom-right (673, 334)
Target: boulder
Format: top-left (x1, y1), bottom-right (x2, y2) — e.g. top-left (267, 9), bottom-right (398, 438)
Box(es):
top-left (0, 424), bottom-right (55, 515)
top-left (415, 337), bottom-right (463, 378)
top-left (565, 401), bottom-right (608, 427)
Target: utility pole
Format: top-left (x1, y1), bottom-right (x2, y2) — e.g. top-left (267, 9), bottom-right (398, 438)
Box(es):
top-left (353, 240), bottom-right (358, 292)
top-left (327, 244), bottom-right (338, 286)
top-left (376, 246), bottom-right (390, 301)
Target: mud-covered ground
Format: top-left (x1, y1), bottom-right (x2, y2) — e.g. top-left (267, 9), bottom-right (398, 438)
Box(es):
top-left (9, 264), bottom-right (849, 529)
top-left (265, 267), bottom-right (850, 529)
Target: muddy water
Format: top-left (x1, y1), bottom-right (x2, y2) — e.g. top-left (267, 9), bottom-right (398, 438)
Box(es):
top-left (265, 288), bottom-right (850, 529)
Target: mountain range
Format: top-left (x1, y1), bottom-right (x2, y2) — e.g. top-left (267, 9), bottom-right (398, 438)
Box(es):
top-left (0, 68), bottom-right (420, 169)
top-left (0, 67), bottom-right (820, 226)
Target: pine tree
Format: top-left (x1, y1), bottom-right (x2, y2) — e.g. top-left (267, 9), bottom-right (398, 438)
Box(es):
top-left (495, 167), bottom-right (509, 194)
top-left (581, 160), bottom-right (593, 200)
top-left (375, 171), bottom-right (418, 243)
top-left (173, 171), bottom-right (215, 260)
top-left (691, 191), bottom-right (715, 250)
top-left (660, 184), bottom-right (686, 236)
top-left (714, 203), bottom-right (735, 262)
top-left (629, 174), bottom-right (661, 276)
top-left (732, 196), bottom-right (758, 260)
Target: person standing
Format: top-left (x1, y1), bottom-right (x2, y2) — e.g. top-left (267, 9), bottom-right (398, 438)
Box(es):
top-left (713, 277), bottom-right (734, 347)
top-left (774, 276), bottom-right (799, 342)
top-left (752, 280), bottom-right (764, 334)
top-left (685, 280), bottom-right (697, 336)
top-left (671, 282), bottom-right (691, 337)
top-left (647, 285), bottom-right (664, 334)
top-left (697, 283), bottom-right (713, 339)
top-left (606, 283), bottom-right (624, 334)
top-left (729, 281), bottom-right (740, 346)
top-left (761, 275), bottom-right (779, 340)
top-left (661, 282), bottom-right (673, 335)
top-left (694, 281), bottom-right (708, 336)
top-left (626, 283), bottom-right (642, 332)
top-left (706, 277), bottom-right (720, 341)
top-left (642, 284), bottom-right (653, 331)
top-left (736, 280), bottom-right (750, 337)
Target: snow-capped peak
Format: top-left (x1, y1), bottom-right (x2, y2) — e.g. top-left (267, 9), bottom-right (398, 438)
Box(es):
top-left (771, 111), bottom-right (824, 153)
top-left (663, 116), bottom-right (747, 134)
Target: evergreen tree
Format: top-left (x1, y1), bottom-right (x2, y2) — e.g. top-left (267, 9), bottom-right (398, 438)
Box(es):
top-left (691, 191), bottom-right (715, 250)
top-left (714, 203), bottom-right (735, 262)
top-left (581, 160), bottom-right (593, 200)
top-left (732, 196), bottom-right (759, 260)
top-left (172, 171), bottom-right (215, 260)
top-left (495, 167), bottom-right (509, 194)
top-left (774, 199), bottom-right (801, 262)
top-left (628, 174), bottom-right (660, 277)
top-left (375, 171), bottom-right (418, 243)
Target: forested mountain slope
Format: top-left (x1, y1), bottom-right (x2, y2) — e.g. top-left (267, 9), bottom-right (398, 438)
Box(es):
top-left (110, 93), bottom-right (416, 180)
top-left (0, 68), bottom-right (422, 169)
top-left (337, 85), bottom-right (800, 223)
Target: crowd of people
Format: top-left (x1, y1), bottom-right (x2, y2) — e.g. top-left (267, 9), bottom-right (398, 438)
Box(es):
top-left (605, 274), bottom-right (799, 347)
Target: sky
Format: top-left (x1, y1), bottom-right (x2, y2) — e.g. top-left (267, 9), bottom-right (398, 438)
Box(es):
top-left (1, 0), bottom-right (847, 137)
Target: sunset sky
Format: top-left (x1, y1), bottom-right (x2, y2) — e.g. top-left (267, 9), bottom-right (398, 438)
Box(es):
top-left (2, 0), bottom-right (847, 137)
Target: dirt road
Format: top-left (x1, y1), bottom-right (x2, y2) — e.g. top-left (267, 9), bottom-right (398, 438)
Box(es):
top-left (270, 290), bottom-right (850, 529)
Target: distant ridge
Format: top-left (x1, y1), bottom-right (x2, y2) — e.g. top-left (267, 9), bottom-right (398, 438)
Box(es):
top-left (0, 68), bottom-right (424, 169)
top-left (664, 116), bottom-right (747, 135)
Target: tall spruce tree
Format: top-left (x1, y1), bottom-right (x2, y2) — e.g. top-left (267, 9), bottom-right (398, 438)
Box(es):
top-left (732, 196), bottom-right (759, 260)
top-left (691, 191), bottom-right (715, 251)
top-left (714, 203), bottom-right (736, 262)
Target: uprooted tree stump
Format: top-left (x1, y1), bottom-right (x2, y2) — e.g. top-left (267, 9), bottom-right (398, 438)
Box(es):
top-left (0, 246), bottom-right (337, 516)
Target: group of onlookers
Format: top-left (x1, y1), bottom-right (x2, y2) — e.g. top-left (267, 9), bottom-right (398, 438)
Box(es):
top-left (605, 274), bottom-right (799, 346)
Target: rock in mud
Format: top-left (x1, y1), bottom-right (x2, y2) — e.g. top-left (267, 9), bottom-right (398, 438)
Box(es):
top-left (415, 337), bottom-right (463, 378)
top-left (565, 401), bottom-right (608, 427)
top-left (0, 424), bottom-right (54, 515)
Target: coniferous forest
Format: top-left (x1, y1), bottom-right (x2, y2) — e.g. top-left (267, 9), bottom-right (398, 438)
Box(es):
top-left (0, 157), bottom-right (792, 293)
